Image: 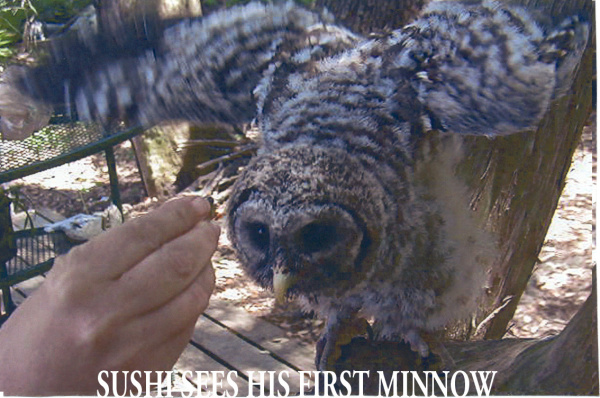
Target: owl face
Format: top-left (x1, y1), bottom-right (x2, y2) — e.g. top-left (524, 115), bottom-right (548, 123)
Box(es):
top-left (227, 144), bottom-right (387, 302)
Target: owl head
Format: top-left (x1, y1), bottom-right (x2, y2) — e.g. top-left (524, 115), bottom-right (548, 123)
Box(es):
top-left (227, 144), bottom-right (390, 302)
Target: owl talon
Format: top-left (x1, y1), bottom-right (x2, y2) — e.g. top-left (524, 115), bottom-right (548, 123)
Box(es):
top-left (404, 331), bottom-right (456, 371)
top-left (315, 317), bottom-right (371, 371)
top-left (315, 335), bottom-right (329, 371)
top-left (404, 329), bottom-right (430, 358)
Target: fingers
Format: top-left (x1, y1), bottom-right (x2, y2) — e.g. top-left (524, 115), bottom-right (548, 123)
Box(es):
top-left (0, 195), bottom-right (220, 397)
top-left (69, 196), bottom-right (214, 280)
top-left (105, 262), bottom-right (216, 368)
top-left (141, 261), bottom-right (215, 341)
top-left (118, 219), bottom-right (220, 314)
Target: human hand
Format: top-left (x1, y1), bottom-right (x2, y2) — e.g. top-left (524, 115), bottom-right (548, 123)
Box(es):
top-left (0, 196), bottom-right (219, 395)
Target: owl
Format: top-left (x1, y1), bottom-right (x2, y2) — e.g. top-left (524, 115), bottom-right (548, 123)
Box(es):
top-left (0, 0), bottom-right (588, 370)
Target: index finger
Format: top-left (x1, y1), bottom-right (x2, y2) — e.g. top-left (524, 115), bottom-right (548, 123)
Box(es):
top-left (71, 196), bottom-right (213, 279)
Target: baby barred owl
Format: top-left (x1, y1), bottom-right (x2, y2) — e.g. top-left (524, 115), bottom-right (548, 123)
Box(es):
top-left (0, 0), bottom-right (588, 369)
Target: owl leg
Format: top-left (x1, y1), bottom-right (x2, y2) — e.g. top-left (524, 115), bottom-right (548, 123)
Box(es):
top-left (315, 314), bottom-right (372, 371)
top-left (404, 329), bottom-right (430, 358)
top-left (405, 330), bottom-right (456, 370)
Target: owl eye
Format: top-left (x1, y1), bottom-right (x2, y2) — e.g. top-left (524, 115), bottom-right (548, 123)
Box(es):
top-left (245, 222), bottom-right (270, 251)
top-left (298, 222), bottom-right (339, 255)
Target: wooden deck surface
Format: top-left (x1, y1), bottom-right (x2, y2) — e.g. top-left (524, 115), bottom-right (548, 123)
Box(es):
top-left (3, 209), bottom-right (316, 396)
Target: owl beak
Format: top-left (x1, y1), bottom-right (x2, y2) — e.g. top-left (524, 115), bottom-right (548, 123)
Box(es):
top-left (273, 267), bottom-right (296, 303)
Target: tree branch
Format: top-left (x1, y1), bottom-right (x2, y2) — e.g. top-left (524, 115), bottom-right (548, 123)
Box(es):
top-left (332, 269), bottom-right (597, 395)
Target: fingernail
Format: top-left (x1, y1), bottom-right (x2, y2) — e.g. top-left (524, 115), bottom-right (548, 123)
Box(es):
top-left (191, 196), bottom-right (211, 215)
top-left (201, 196), bottom-right (216, 219)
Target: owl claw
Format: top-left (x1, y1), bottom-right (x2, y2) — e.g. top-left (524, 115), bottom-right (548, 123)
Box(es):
top-left (315, 335), bottom-right (329, 371)
top-left (404, 330), bottom-right (430, 358)
top-left (315, 317), bottom-right (371, 371)
top-left (404, 330), bottom-right (456, 371)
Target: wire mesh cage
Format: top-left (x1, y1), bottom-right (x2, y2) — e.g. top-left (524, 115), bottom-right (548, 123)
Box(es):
top-left (0, 227), bottom-right (74, 319)
top-left (0, 120), bottom-right (106, 173)
top-left (0, 116), bottom-right (139, 183)
top-left (0, 116), bottom-right (141, 318)
top-left (2, 228), bottom-right (74, 286)
top-left (0, 114), bottom-right (141, 320)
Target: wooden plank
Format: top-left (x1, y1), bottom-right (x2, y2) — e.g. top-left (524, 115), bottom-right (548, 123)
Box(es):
top-left (34, 208), bottom-right (66, 224)
top-left (175, 344), bottom-right (258, 397)
top-left (190, 313), bottom-right (307, 395)
top-left (204, 299), bottom-right (316, 372)
top-left (9, 286), bottom-right (28, 307)
top-left (10, 275), bottom-right (46, 306)
top-left (12, 211), bottom-right (47, 230)
top-left (11, 208), bottom-right (63, 231)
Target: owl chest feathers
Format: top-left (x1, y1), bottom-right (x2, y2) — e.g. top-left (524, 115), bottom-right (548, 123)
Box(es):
top-left (231, 80), bottom-right (496, 332)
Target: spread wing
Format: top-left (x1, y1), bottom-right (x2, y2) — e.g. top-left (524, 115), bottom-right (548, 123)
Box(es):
top-left (0, 1), bottom-right (359, 139)
top-left (0, 0), bottom-right (588, 142)
top-left (382, 1), bottom-right (589, 136)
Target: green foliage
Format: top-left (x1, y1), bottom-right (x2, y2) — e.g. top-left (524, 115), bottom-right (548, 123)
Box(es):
top-left (0, 0), bottom-right (27, 60)
top-left (0, 0), bottom-right (92, 63)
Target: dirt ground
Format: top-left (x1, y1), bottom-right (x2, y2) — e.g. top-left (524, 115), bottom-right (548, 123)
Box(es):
top-left (509, 116), bottom-right (596, 338)
top-left (5, 115), bottom-right (595, 345)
